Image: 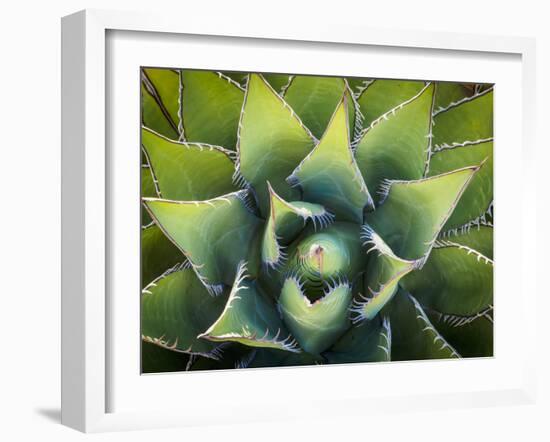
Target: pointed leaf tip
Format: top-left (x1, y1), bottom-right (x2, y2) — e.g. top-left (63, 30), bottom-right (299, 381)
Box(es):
top-left (237, 74), bottom-right (316, 214)
top-left (144, 191), bottom-right (263, 290)
top-left (284, 75), bottom-right (353, 139)
top-left (401, 235), bottom-right (493, 316)
top-left (200, 262), bottom-right (301, 353)
top-left (433, 88), bottom-right (493, 146)
top-left (180, 70), bottom-right (244, 150)
top-left (261, 182), bottom-right (334, 269)
top-left (141, 127), bottom-right (237, 201)
top-left (278, 276), bottom-right (352, 355)
top-left (141, 266), bottom-right (228, 358)
top-left (288, 93), bottom-right (374, 223)
top-left (350, 226), bottom-right (418, 323)
top-left (325, 315), bottom-right (392, 364)
top-left (355, 83), bottom-right (436, 200)
top-left (388, 290), bottom-right (461, 361)
top-left (428, 139), bottom-right (493, 230)
top-left (366, 165), bottom-right (478, 260)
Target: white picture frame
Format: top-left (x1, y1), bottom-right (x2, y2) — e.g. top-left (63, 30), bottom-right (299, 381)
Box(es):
top-left (61, 9), bottom-right (538, 433)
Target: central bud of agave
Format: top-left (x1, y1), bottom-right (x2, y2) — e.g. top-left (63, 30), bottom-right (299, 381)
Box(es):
top-left (275, 226), bottom-right (361, 356)
top-left (291, 232), bottom-right (351, 301)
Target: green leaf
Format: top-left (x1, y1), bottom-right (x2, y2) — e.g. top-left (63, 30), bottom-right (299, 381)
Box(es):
top-left (141, 166), bottom-right (157, 197)
top-left (262, 182), bottom-right (334, 269)
top-left (288, 94), bottom-right (373, 223)
top-left (198, 263), bottom-right (301, 352)
top-left (143, 68), bottom-right (180, 130)
top-left (220, 71), bottom-right (248, 86)
top-left (355, 83), bottom-right (435, 199)
top-left (283, 75), bottom-right (353, 139)
top-left (324, 315), bottom-right (391, 364)
top-left (428, 140), bottom-right (493, 229)
top-left (222, 72), bottom-right (293, 93)
top-left (278, 276), bottom-right (352, 355)
top-left (433, 89), bottom-right (493, 145)
top-left (350, 226), bottom-right (418, 322)
top-left (141, 224), bottom-right (183, 288)
top-left (426, 306), bottom-right (493, 358)
top-left (141, 340), bottom-right (191, 374)
top-left (439, 225), bottom-right (493, 260)
top-left (346, 77), bottom-right (372, 96)
top-left (264, 73), bottom-right (292, 93)
top-left (356, 79), bottom-right (425, 128)
top-left (237, 74), bottom-right (316, 213)
top-left (141, 127), bottom-right (237, 200)
top-left (388, 290), bottom-right (461, 361)
top-left (141, 79), bottom-right (179, 140)
top-left (141, 166), bottom-right (157, 226)
top-left (434, 82), bottom-right (474, 110)
top-left (141, 265), bottom-right (228, 357)
top-left (143, 190), bottom-right (263, 293)
top-left (180, 70), bottom-right (244, 149)
top-left (401, 238), bottom-right (493, 316)
top-left (365, 166), bottom-right (478, 260)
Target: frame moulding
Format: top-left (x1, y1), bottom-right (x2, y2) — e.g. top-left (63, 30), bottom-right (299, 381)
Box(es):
top-left (61, 9), bottom-right (537, 432)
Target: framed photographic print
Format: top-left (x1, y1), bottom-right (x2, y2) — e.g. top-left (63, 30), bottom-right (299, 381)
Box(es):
top-left (61, 9), bottom-right (537, 432)
top-left (140, 67), bottom-right (494, 373)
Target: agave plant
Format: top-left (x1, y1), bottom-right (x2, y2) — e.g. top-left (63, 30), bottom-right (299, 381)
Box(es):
top-left (140, 69), bottom-right (493, 372)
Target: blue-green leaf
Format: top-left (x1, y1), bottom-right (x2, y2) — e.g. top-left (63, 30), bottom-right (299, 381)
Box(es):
top-left (199, 263), bottom-right (301, 352)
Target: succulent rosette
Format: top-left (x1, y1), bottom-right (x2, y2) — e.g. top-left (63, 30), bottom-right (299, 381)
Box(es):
top-left (140, 69), bottom-right (493, 372)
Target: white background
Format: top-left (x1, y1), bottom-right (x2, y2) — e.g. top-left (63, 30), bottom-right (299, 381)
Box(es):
top-left (1, 0), bottom-right (548, 441)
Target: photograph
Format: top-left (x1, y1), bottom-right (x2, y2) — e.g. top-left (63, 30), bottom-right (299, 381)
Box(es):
top-left (1, 0), bottom-right (545, 438)
top-left (140, 69), bottom-right (494, 373)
